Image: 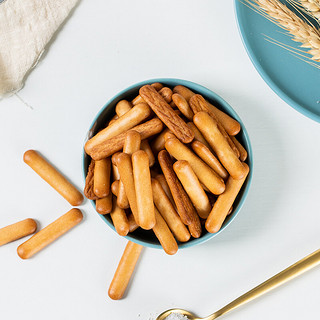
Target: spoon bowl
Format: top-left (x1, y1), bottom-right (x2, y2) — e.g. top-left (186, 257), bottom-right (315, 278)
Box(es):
top-left (156, 308), bottom-right (201, 320)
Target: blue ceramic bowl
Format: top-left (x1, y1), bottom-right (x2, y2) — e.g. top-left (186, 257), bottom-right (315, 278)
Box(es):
top-left (83, 78), bottom-right (253, 249)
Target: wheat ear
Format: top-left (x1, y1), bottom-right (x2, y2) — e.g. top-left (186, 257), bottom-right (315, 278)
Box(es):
top-left (244, 0), bottom-right (320, 61)
top-left (295, 0), bottom-right (320, 21)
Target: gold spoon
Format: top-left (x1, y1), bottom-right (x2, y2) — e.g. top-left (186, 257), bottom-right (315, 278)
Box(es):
top-left (157, 248), bottom-right (320, 320)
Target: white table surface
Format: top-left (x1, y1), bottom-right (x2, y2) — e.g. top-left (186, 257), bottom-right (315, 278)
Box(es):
top-left (1, 1), bottom-right (319, 319)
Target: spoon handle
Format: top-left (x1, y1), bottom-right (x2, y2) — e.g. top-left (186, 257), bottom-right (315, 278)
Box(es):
top-left (210, 248), bottom-right (320, 319)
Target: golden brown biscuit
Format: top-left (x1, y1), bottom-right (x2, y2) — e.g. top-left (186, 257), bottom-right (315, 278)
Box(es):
top-left (152, 207), bottom-right (178, 255)
top-left (85, 103), bottom-right (151, 154)
top-left (132, 150), bottom-right (155, 230)
top-left (191, 140), bottom-right (228, 180)
top-left (108, 241), bottom-right (143, 300)
top-left (96, 193), bottom-right (113, 214)
top-left (139, 85), bottom-right (194, 143)
top-left (94, 158), bottom-right (111, 198)
top-left (165, 137), bottom-right (225, 195)
top-left (152, 178), bottom-right (190, 242)
top-left (88, 118), bottom-right (163, 160)
top-left (116, 153), bottom-right (139, 224)
top-left (110, 197), bottom-right (130, 236)
top-left (193, 112), bottom-right (247, 180)
top-left (206, 164), bottom-right (249, 233)
top-left (17, 209), bottom-right (83, 259)
top-left (24, 150), bottom-right (83, 206)
top-left (0, 219), bottom-right (37, 247)
top-left (158, 150), bottom-right (196, 225)
top-left (173, 160), bottom-right (211, 219)
top-left (172, 93), bottom-right (194, 120)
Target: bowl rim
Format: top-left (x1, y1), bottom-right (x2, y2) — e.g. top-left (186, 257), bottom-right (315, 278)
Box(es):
top-left (82, 78), bottom-right (253, 249)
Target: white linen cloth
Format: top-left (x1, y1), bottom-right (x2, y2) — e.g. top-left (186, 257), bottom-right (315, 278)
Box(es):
top-left (0, 0), bottom-right (78, 97)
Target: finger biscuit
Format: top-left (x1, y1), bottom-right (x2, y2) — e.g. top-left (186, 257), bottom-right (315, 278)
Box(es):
top-left (84, 159), bottom-right (99, 200)
top-left (165, 138), bottom-right (225, 195)
top-left (139, 85), bottom-right (194, 143)
top-left (96, 193), bottom-right (113, 214)
top-left (206, 100), bottom-right (241, 136)
top-left (152, 207), bottom-right (178, 255)
top-left (193, 112), bottom-right (247, 180)
top-left (206, 163), bottom-right (249, 233)
top-left (155, 174), bottom-right (175, 207)
top-left (164, 131), bottom-right (176, 141)
top-left (0, 219), bottom-right (37, 247)
top-left (108, 241), bottom-right (143, 300)
top-left (231, 136), bottom-right (247, 161)
top-left (131, 83), bottom-right (163, 106)
top-left (152, 179), bottom-right (190, 242)
top-left (191, 141), bottom-right (228, 180)
top-left (112, 162), bottom-right (120, 181)
top-left (116, 184), bottom-right (129, 209)
top-left (117, 131), bottom-right (141, 209)
top-left (187, 212), bottom-right (202, 239)
top-left (132, 150), bottom-right (155, 230)
top-left (111, 180), bottom-right (120, 196)
top-left (187, 122), bottom-right (211, 149)
top-left (123, 130), bottom-right (141, 154)
top-left (140, 140), bottom-right (155, 167)
top-left (158, 150), bottom-right (195, 225)
top-left (108, 114), bottom-right (119, 126)
top-left (111, 152), bottom-right (121, 166)
top-left (127, 213), bottom-right (139, 233)
top-left (116, 153), bottom-right (139, 224)
top-left (172, 93), bottom-right (194, 120)
top-left (115, 100), bottom-right (132, 117)
top-left (85, 103), bottom-right (151, 154)
top-left (173, 85), bottom-right (195, 102)
top-left (189, 95), bottom-right (240, 158)
top-left (151, 128), bottom-right (170, 154)
top-left (173, 160), bottom-right (211, 219)
top-left (173, 85), bottom-right (240, 135)
top-left (17, 209), bottom-right (83, 259)
top-left (89, 118), bottom-right (163, 160)
top-left (94, 158), bottom-right (111, 198)
top-left (110, 197), bottom-right (130, 236)
top-left (158, 87), bottom-right (173, 103)
top-left (132, 95), bottom-right (146, 105)
top-left (24, 150), bottom-right (83, 206)
top-left (151, 82), bottom-right (164, 91)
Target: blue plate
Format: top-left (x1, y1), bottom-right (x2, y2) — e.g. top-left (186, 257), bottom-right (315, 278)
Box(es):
top-left (235, 0), bottom-right (320, 122)
top-left (83, 78), bottom-right (253, 250)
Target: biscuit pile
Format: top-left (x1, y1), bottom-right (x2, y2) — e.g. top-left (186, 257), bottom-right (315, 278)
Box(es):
top-left (84, 83), bottom-right (250, 259)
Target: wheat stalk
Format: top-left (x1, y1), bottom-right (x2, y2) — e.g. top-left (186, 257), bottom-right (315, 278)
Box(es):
top-left (295, 0), bottom-right (320, 21)
top-left (244, 0), bottom-right (320, 62)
